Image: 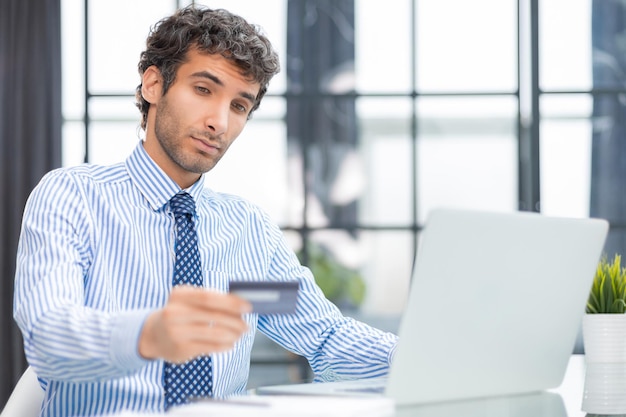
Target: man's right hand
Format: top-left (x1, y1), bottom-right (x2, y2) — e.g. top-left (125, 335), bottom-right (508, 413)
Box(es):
top-left (138, 285), bottom-right (252, 363)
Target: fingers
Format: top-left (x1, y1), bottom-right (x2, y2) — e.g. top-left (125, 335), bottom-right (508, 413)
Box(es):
top-left (139, 286), bottom-right (253, 363)
top-left (159, 321), bottom-right (242, 364)
top-left (171, 285), bottom-right (252, 315)
top-left (168, 286), bottom-right (251, 334)
top-left (160, 304), bottom-right (247, 344)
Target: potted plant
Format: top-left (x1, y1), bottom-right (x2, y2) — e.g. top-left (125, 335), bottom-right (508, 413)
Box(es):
top-left (582, 254), bottom-right (626, 414)
top-left (583, 253), bottom-right (626, 363)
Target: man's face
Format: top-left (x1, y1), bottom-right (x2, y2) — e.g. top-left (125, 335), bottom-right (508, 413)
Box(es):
top-left (142, 49), bottom-right (261, 188)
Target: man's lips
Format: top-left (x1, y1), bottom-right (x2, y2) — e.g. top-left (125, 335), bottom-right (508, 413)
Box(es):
top-left (191, 136), bottom-right (220, 154)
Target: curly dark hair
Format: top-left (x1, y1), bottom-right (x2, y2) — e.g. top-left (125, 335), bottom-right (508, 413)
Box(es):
top-left (135, 5), bottom-right (280, 130)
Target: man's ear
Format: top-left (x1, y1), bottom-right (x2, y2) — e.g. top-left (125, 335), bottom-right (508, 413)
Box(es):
top-left (141, 66), bottom-right (162, 104)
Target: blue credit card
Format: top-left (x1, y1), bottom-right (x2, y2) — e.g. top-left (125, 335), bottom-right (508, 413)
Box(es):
top-left (229, 281), bottom-right (299, 315)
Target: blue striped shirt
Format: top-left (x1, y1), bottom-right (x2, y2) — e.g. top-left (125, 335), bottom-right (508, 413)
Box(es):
top-left (13, 141), bottom-right (398, 417)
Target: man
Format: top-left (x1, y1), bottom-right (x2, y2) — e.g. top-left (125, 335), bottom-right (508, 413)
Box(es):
top-left (13, 5), bottom-right (398, 416)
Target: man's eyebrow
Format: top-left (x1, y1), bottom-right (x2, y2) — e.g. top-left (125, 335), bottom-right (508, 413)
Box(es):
top-left (191, 70), bottom-right (223, 86)
top-left (191, 70), bottom-right (257, 104)
top-left (238, 90), bottom-right (257, 104)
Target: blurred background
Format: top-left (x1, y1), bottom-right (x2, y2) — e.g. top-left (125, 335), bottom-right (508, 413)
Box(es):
top-left (2, 0), bottom-right (626, 408)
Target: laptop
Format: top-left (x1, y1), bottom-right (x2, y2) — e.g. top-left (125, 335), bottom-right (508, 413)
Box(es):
top-left (256, 208), bottom-right (609, 406)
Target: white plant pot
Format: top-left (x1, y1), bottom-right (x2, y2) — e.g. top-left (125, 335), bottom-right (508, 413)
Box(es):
top-left (581, 314), bottom-right (626, 414)
top-left (582, 313), bottom-right (626, 363)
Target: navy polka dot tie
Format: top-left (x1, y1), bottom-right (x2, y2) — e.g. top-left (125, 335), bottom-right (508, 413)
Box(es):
top-left (163, 192), bottom-right (213, 410)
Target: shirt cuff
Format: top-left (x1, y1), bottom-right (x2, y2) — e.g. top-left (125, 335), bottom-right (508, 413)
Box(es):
top-left (387, 339), bottom-right (399, 366)
top-left (109, 309), bottom-right (154, 371)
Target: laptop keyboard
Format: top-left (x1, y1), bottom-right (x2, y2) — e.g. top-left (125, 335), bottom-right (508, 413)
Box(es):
top-left (341, 385), bottom-right (386, 394)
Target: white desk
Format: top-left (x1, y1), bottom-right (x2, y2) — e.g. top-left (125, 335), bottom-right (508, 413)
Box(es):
top-left (127, 355), bottom-right (618, 417)
top-left (550, 354), bottom-right (586, 417)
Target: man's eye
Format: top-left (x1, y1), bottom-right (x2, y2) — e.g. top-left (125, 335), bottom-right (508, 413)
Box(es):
top-left (232, 103), bottom-right (247, 113)
top-left (196, 86), bottom-right (210, 94)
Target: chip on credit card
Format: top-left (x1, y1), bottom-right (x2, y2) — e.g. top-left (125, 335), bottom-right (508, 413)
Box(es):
top-left (229, 281), bottom-right (299, 315)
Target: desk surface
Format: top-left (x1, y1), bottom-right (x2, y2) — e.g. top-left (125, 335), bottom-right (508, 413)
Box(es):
top-left (551, 354), bottom-right (586, 417)
top-left (136, 354), bottom-right (599, 417)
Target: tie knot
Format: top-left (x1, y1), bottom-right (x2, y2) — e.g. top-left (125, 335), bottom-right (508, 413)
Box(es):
top-left (170, 192), bottom-right (196, 216)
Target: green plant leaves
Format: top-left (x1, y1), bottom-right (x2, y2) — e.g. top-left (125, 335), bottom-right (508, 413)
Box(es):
top-left (586, 254), bottom-right (626, 314)
top-left (298, 244), bottom-right (366, 309)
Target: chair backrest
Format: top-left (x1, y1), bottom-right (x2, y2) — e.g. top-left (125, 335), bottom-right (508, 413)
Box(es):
top-left (0, 366), bottom-right (43, 417)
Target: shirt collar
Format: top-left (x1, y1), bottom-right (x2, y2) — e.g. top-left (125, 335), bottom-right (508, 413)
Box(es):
top-left (125, 141), bottom-right (206, 211)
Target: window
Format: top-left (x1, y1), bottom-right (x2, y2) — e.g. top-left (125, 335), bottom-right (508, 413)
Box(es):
top-left (62, 0), bottom-right (617, 318)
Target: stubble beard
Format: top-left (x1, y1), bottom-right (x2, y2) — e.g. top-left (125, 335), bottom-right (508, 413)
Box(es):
top-left (154, 97), bottom-right (222, 175)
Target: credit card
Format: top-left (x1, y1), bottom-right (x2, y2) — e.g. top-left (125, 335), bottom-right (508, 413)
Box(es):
top-left (229, 280), bottom-right (299, 315)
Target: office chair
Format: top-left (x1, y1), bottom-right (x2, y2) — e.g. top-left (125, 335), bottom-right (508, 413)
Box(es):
top-left (0, 366), bottom-right (43, 417)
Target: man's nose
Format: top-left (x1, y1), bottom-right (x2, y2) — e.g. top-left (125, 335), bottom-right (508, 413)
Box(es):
top-left (205, 104), bottom-right (228, 136)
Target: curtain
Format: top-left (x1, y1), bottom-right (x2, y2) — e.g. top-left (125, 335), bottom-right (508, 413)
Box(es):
top-left (590, 0), bottom-right (626, 258)
top-left (0, 0), bottom-right (62, 408)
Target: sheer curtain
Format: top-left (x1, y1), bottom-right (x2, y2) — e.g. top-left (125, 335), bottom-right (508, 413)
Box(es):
top-left (0, 0), bottom-right (62, 408)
